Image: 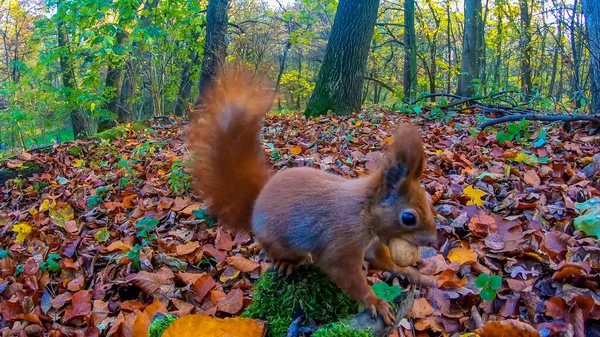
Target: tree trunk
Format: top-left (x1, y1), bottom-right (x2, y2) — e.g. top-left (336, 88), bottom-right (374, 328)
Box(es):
top-left (57, 1), bottom-right (88, 139)
top-left (583, 0), bottom-right (600, 113)
top-left (175, 44), bottom-right (200, 117)
top-left (196, 0), bottom-right (229, 105)
top-left (446, 0), bottom-right (452, 93)
top-left (570, 0), bottom-right (582, 108)
top-left (103, 29), bottom-right (128, 123)
top-left (549, 10), bottom-right (562, 97)
top-left (519, 0), bottom-right (533, 97)
top-left (403, 0), bottom-right (417, 101)
top-left (493, 0), bottom-right (503, 85)
top-left (275, 40), bottom-right (292, 110)
top-left (305, 0), bottom-right (380, 116)
top-left (456, 0), bottom-right (483, 97)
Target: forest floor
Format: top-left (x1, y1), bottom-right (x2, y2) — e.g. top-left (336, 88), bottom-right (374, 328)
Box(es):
top-left (0, 109), bottom-right (599, 337)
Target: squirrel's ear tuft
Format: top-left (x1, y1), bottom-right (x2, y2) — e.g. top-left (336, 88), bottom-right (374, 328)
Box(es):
top-left (388, 124), bottom-right (425, 180)
top-left (380, 162), bottom-right (407, 204)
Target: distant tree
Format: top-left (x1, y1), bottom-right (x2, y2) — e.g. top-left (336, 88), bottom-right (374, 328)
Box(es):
top-left (519, 0), bottom-right (533, 96)
top-left (457, 0), bottom-right (484, 97)
top-left (403, 0), bottom-right (417, 101)
top-left (196, 0), bottom-right (229, 105)
top-left (305, 0), bottom-right (380, 116)
top-left (583, 0), bottom-right (600, 113)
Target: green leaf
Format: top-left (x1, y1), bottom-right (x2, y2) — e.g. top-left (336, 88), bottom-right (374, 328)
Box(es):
top-left (0, 250), bottom-right (9, 259)
top-left (412, 106), bottom-right (422, 114)
top-left (15, 264), bottom-right (24, 275)
top-left (372, 282), bottom-right (402, 301)
top-left (192, 209), bottom-right (217, 227)
top-left (507, 123), bottom-right (521, 135)
top-left (533, 130), bottom-right (547, 147)
top-left (47, 259), bottom-right (60, 272)
top-left (480, 287), bottom-right (496, 301)
top-left (87, 195), bottom-right (103, 208)
top-left (496, 131), bottom-right (514, 143)
top-left (475, 273), bottom-right (489, 288)
top-left (95, 228), bottom-right (111, 243)
top-left (57, 176), bottom-right (68, 185)
top-left (488, 275), bottom-right (502, 290)
top-left (48, 253), bottom-right (61, 261)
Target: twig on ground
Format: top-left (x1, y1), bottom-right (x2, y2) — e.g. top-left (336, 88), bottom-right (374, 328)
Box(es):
top-left (478, 113), bottom-right (600, 129)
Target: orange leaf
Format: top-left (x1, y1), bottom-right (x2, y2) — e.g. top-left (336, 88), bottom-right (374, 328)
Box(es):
top-left (523, 170), bottom-right (541, 187)
top-left (129, 271), bottom-right (173, 296)
top-left (162, 314), bottom-right (266, 337)
top-left (176, 241), bottom-right (200, 256)
top-left (105, 240), bottom-right (133, 252)
top-left (192, 274), bottom-right (216, 302)
top-left (447, 246), bottom-right (478, 265)
top-left (181, 203), bottom-right (201, 215)
top-left (63, 290), bottom-right (92, 322)
top-left (474, 319), bottom-right (541, 337)
top-left (290, 146), bottom-right (302, 156)
top-left (132, 300), bottom-right (167, 337)
top-left (437, 269), bottom-right (467, 288)
top-left (407, 298), bottom-right (436, 319)
top-left (210, 290), bottom-right (226, 305)
top-left (226, 256), bottom-right (260, 273)
top-left (215, 227), bottom-right (235, 251)
top-left (177, 272), bottom-right (204, 286)
top-left (123, 195), bottom-right (137, 209)
top-left (217, 288), bottom-right (244, 314)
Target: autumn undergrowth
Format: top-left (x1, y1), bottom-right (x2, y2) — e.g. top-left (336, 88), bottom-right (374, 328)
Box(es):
top-left (241, 264), bottom-right (359, 337)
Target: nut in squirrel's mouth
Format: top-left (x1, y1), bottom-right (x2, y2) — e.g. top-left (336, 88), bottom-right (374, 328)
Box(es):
top-left (389, 237), bottom-right (421, 267)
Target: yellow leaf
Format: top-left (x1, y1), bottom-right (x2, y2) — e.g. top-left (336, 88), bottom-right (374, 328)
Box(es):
top-left (132, 300), bottom-right (167, 337)
top-left (290, 146), bottom-right (302, 156)
top-left (49, 204), bottom-right (75, 229)
top-left (355, 120), bottom-right (362, 127)
top-left (162, 314), bottom-right (266, 337)
top-left (383, 137), bottom-right (393, 145)
top-left (448, 246), bottom-right (478, 265)
top-left (219, 266), bottom-right (240, 283)
top-left (463, 185), bottom-right (487, 207)
top-left (12, 222), bottom-right (32, 243)
top-left (436, 150), bottom-right (443, 156)
top-left (74, 159), bottom-right (86, 168)
top-left (39, 199), bottom-right (56, 212)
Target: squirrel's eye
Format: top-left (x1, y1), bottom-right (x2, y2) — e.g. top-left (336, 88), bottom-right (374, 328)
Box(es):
top-left (400, 211), bottom-right (417, 227)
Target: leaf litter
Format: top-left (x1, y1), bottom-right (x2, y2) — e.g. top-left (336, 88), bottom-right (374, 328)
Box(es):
top-left (0, 112), bottom-right (598, 336)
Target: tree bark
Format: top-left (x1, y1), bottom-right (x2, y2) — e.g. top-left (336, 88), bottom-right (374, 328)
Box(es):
top-left (175, 43), bottom-right (200, 117)
top-left (583, 0), bottom-right (600, 113)
top-left (196, 0), bottom-right (229, 105)
top-left (103, 29), bottom-right (128, 123)
top-left (519, 0), bottom-right (533, 97)
top-left (456, 0), bottom-right (483, 97)
top-left (493, 0), bottom-right (503, 85)
top-left (403, 0), bottom-right (417, 101)
top-left (305, 0), bottom-right (380, 116)
top-left (56, 0), bottom-right (88, 139)
top-left (570, 0), bottom-right (582, 108)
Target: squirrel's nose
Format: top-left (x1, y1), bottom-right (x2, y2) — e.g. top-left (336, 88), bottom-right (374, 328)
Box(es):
top-left (418, 232), bottom-right (438, 246)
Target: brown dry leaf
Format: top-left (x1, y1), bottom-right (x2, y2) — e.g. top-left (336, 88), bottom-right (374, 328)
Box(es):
top-left (226, 256), bottom-right (260, 273)
top-left (468, 213), bottom-right (497, 237)
top-left (162, 314), bottom-right (266, 337)
top-left (545, 296), bottom-right (569, 319)
top-left (177, 272), bottom-right (204, 286)
top-left (215, 227), bottom-right (235, 251)
top-left (105, 240), bottom-right (133, 252)
top-left (63, 290), bottom-right (92, 322)
top-left (129, 271), bottom-right (173, 296)
top-left (523, 170), bottom-right (541, 187)
top-left (217, 288), bottom-right (244, 314)
top-left (474, 319), bottom-right (541, 337)
top-left (192, 274), bottom-right (216, 302)
top-left (210, 290), bottom-right (226, 305)
top-left (132, 300), bottom-right (168, 337)
top-left (407, 298), bottom-right (436, 319)
top-left (175, 241), bottom-right (200, 256)
top-left (447, 246), bottom-right (478, 265)
top-left (437, 269), bottom-right (467, 288)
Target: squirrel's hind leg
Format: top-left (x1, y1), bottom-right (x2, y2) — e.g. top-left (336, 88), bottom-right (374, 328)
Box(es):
top-left (259, 240), bottom-right (312, 276)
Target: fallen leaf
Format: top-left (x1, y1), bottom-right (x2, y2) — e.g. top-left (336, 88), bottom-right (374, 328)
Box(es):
top-left (217, 288), bottom-right (244, 314)
top-left (290, 146), bottom-right (302, 155)
top-left (226, 256), bottom-right (260, 273)
top-left (463, 185), bottom-right (487, 206)
top-left (162, 315), bottom-right (266, 337)
top-left (407, 298), bottom-right (436, 319)
top-left (447, 246), bottom-right (478, 265)
top-left (474, 319), bottom-right (541, 337)
top-left (63, 290), bottom-right (92, 322)
top-left (129, 271), bottom-right (173, 297)
top-left (192, 274), bottom-right (216, 302)
top-left (175, 241), bottom-right (200, 256)
top-left (523, 170), bottom-right (541, 187)
top-left (437, 269), bottom-right (467, 288)
top-left (215, 228), bottom-right (235, 251)
top-left (132, 300), bottom-right (167, 337)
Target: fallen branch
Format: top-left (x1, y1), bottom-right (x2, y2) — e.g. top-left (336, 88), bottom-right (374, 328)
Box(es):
top-left (478, 113), bottom-right (600, 129)
top-left (408, 93), bottom-right (466, 105)
top-left (364, 77), bottom-right (396, 94)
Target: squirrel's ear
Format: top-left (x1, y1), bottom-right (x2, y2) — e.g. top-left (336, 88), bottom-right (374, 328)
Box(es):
top-left (389, 124), bottom-right (425, 180)
top-left (379, 162), bottom-right (408, 204)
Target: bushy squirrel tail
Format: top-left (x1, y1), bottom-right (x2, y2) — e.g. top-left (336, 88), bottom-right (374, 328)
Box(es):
top-left (186, 66), bottom-right (274, 232)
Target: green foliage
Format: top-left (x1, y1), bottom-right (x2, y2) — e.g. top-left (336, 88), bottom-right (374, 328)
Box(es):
top-left (573, 198), bottom-right (600, 238)
top-left (168, 161), bottom-right (191, 195)
top-left (95, 228), bottom-right (111, 243)
top-left (87, 195), bottom-right (103, 208)
top-left (371, 282), bottom-right (402, 302)
top-left (0, 249), bottom-right (9, 259)
top-left (475, 274), bottom-right (502, 301)
top-left (15, 264), bottom-right (24, 276)
top-left (40, 253), bottom-right (61, 273)
top-left (127, 244), bottom-right (142, 271)
top-left (192, 209), bottom-right (216, 227)
top-left (241, 264), bottom-right (359, 337)
top-left (148, 313), bottom-right (177, 337)
top-left (135, 217), bottom-right (159, 242)
top-left (495, 120), bottom-right (530, 143)
top-left (313, 324), bottom-right (374, 337)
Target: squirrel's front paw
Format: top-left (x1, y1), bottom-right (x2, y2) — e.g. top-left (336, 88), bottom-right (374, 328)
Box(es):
top-left (368, 298), bottom-right (395, 326)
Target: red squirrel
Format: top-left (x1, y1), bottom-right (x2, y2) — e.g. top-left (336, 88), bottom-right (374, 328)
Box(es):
top-left (186, 66), bottom-right (438, 325)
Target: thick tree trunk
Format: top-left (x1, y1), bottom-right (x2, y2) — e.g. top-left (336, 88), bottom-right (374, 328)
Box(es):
top-left (519, 0), bottom-right (533, 97)
top-left (103, 30), bottom-right (128, 123)
top-left (457, 0), bottom-right (483, 97)
top-left (570, 0), bottom-right (582, 108)
top-left (403, 0), bottom-right (417, 101)
top-left (583, 0), bottom-right (600, 113)
top-left (305, 0), bottom-right (380, 116)
top-left (196, 0), bottom-right (229, 105)
top-left (57, 1), bottom-right (88, 139)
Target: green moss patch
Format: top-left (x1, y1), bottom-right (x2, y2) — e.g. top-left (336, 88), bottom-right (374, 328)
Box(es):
top-left (313, 323), bottom-right (374, 337)
top-left (241, 264), bottom-right (360, 337)
top-left (149, 313), bottom-right (177, 337)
